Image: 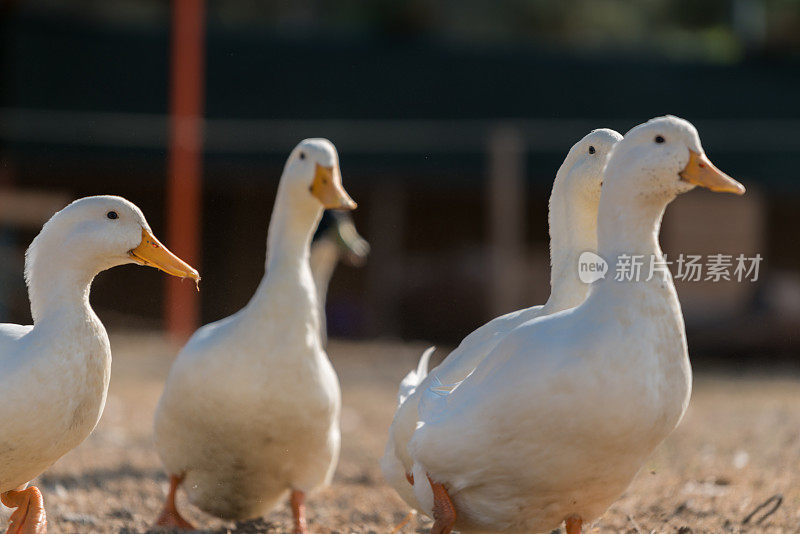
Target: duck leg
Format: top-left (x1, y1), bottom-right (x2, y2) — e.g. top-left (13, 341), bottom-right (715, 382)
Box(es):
top-left (154, 474), bottom-right (194, 529)
top-left (1, 485), bottom-right (47, 534)
top-left (290, 490), bottom-right (307, 534)
top-left (565, 514), bottom-right (583, 534)
top-left (427, 474), bottom-right (456, 534)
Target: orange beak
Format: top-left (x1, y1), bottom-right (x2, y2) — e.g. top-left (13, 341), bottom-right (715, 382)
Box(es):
top-left (679, 150), bottom-right (745, 195)
top-left (128, 228), bottom-right (200, 287)
top-left (310, 163), bottom-right (357, 210)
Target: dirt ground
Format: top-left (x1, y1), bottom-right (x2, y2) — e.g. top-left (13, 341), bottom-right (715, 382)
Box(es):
top-left (2, 331), bottom-right (799, 533)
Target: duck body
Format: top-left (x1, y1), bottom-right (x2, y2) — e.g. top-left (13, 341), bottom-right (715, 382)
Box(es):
top-left (410, 273), bottom-right (690, 532)
top-left (381, 129), bottom-right (622, 513)
top-left (153, 138), bottom-right (357, 529)
top-left (0, 315), bottom-right (110, 493)
top-left (154, 263), bottom-right (341, 519)
top-left (408, 116), bottom-right (745, 533)
top-left (0, 195), bottom-right (198, 533)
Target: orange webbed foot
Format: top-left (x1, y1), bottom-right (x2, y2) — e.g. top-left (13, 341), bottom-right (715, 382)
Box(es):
top-left (154, 474), bottom-right (194, 530)
top-left (154, 508), bottom-right (194, 530)
top-left (1, 485), bottom-right (47, 534)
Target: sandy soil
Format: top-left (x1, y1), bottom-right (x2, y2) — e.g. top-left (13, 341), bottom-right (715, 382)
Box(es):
top-left (2, 332), bottom-right (798, 533)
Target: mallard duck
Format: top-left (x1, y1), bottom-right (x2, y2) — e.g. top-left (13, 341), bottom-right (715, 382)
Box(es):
top-left (0, 196), bottom-right (198, 534)
top-left (381, 129), bottom-right (622, 513)
top-left (406, 116), bottom-right (744, 534)
top-left (153, 139), bottom-right (356, 533)
top-left (310, 211), bottom-right (369, 346)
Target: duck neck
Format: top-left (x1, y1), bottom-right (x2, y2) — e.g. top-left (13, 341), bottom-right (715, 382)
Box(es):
top-left (309, 237), bottom-right (340, 312)
top-left (544, 181), bottom-right (597, 312)
top-left (597, 183), bottom-right (668, 263)
top-left (26, 240), bottom-right (97, 325)
top-left (596, 175), bottom-right (674, 299)
top-left (251, 183), bottom-right (323, 310)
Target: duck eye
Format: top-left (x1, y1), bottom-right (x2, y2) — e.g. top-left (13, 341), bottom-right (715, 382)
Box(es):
top-left (107, 211), bottom-right (118, 220)
top-left (655, 135), bottom-right (665, 144)
top-left (588, 146), bottom-right (596, 155)
top-left (299, 152), bottom-right (306, 160)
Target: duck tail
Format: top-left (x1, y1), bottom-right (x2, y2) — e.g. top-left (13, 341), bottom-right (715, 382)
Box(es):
top-left (416, 346), bottom-right (435, 380)
top-left (396, 346), bottom-right (436, 405)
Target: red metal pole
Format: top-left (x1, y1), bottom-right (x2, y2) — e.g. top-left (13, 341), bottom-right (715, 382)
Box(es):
top-left (166, 0), bottom-right (205, 340)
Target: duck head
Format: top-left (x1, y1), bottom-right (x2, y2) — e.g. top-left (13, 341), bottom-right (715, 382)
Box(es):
top-left (283, 138), bottom-right (356, 212)
top-left (606, 115), bottom-right (745, 201)
top-left (27, 195), bottom-right (199, 282)
top-left (557, 128), bottom-right (623, 202)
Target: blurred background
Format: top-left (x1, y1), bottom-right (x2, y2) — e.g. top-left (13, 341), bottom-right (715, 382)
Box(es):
top-left (1, 0), bottom-right (798, 357)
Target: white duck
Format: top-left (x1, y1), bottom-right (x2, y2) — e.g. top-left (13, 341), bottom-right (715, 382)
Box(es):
top-left (153, 139), bottom-right (356, 533)
top-left (380, 129), bottom-right (622, 512)
top-left (407, 116), bottom-right (745, 534)
top-left (0, 196), bottom-right (199, 534)
top-left (309, 211), bottom-right (369, 346)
